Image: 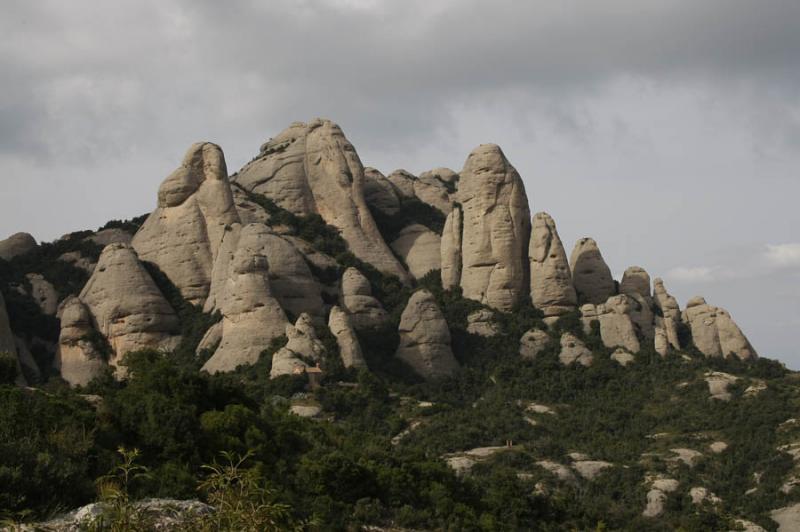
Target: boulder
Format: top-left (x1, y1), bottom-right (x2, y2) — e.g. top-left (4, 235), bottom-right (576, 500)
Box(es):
top-left (466, 309), bottom-right (499, 337)
top-left (340, 267), bottom-right (388, 328)
top-left (363, 167), bottom-right (401, 215)
top-left (643, 477), bottom-right (679, 517)
top-left (396, 290), bottom-right (458, 379)
top-left (705, 371), bottom-right (738, 401)
top-left (529, 212), bottom-right (577, 317)
top-left (390, 224), bottom-right (442, 279)
top-left (201, 227), bottom-right (290, 374)
top-left (611, 348), bottom-right (635, 367)
top-left (559, 333), bottom-right (593, 366)
top-left (77, 243), bottom-right (181, 368)
top-left (456, 144), bottom-right (531, 311)
top-left (55, 297), bottom-right (107, 387)
top-left (684, 297), bottom-right (757, 360)
top-left (25, 273), bottom-right (58, 315)
top-left (440, 206), bottom-right (463, 289)
top-left (620, 266), bottom-right (651, 298)
top-left (570, 238), bottom-right (616, 305)
top-left (0, 232), bottom-right (37, 260)
top-left (132, 142), bottom-right (240, 305)
top-left (232, 119), bottom-right (409, 281)
top-left (519, 328), bottom-right (550, 359)
top-left (328, 306), bottom-right (366, 369)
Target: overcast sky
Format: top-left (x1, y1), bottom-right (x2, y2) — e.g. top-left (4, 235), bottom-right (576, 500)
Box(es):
top-left (2, 0), bottom-right (799, 368)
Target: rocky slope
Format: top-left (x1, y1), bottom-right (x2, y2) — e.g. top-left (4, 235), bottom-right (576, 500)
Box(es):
top-left (0, 118), bottom-right (794, 530)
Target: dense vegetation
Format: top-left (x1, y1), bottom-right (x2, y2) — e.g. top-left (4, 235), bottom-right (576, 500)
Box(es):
top-left (1, 202), bottom-right (798, 530)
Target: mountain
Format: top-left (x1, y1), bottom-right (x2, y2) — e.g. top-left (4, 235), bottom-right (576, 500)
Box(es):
top-left (0, 119), bottom-right (798, 531)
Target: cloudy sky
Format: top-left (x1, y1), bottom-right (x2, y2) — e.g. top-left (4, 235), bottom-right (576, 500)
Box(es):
top-left (2, 0), bottom-right (799, 367)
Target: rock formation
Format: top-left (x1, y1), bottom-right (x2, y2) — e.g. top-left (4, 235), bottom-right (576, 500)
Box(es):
top-left (0, 232), bottom-right (37, 260)
top-left (363, 168), bottom-right (401, 215)
top-left (570, 238), bottom-right (616, 305)
top-left (529, 212), bottom-right (577, 317)
top-left (519, 328), bottom-right (550, 359)
top-left (596, 295), bottom-right (641, 353)
top-left (76, 244), bottom-right (181, 370)
top-left (204, 224), bottom-right (323, 320)
top-left (25, 273), bottom-right (58, 315)
top-left (88, 228), bottom-right (132, 247)
top-left (466, 309), bottom-right (499, 337)
top-left (559, 333), bottom-right (593, 366)
top-left (456, 144), bottom-right (531, 311)
top-left (653, 278), bottom-right (681, 350)
top-left (390, 224), bottom-right (441, 279)
top-left (0, 291), bottom-right (26, 384)
top-left (232, 119), bottom-right (408, 281)
top-left (611, 348), bottom-right (635, 367)
top-left (684, 297), bottom-right (757, 360)
top-left (339, 267), bottom-right (388, 329)
top-left (396, 290), bottom-right (458, 379)
top-left (386, 169), bottom-right (454, 215)
top-left (55, 297), bottom-right (107, 387)
top-left (620, 266), bottom-right (651, 298)
top-left (328, 306), bottom-right (366, 369)
top-left (440, 207), bottom-right (462, 289)
top-left (132, 142), bottom-right (240, 305)
top-left (270, 313), bottom-right (326, 378)
top-left (201, 228), bottom-right (289, 374)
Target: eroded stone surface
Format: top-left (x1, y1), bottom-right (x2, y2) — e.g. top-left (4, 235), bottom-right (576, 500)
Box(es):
top-left (456, 144), bottom-right (531, 311)
top-left (0, 232), bottom-right (37, 260)
top-left (529, 212), bottom-right (577, 317)
top-left (340, 267), bottom-right (388, 329)
top-left (329, 305), bottom-right (366, 369)
top-left (519, 328), bottom-right (550, 359)
top-left (570, 238), bottom-right (615, 305)
top-left (390, 224), bottom-right (441, 279)
top-left (684, 297), bottom-right (757, 360)
top-left (559, 332), bottom-right (593, 366)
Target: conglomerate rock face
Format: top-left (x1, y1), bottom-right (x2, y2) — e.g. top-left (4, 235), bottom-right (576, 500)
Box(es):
top-left (0, 291), bottom-right (35, 385)
top-left (396, 290), bottom-right (458, 379)
top-left (270, 313), bottom-right (326, 378)
top-left (132, 142), bottom-right (240, 305)
top-left (455, 144), bottom-right (531, 311)
top-left (76, 243), bottom-right (181, 368)
top-left (328, 306), bottom-right (367, 369)
top-left (683, 297), bottom-right (757, 360)
top-left (201, 226), bottom-right (289, 374)
top-left (529, 212), bottom-right (577, 318)
top-left (232, 119), bottom-right (408, 281)
top-left (440, 207), bottom-right (463, 289)
top-left (390, 224), bottom-right (442, 280)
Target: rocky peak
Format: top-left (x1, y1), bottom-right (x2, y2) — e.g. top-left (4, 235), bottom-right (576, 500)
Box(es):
top-left (132, 142), bottom-right (240, 305)
top-left (570, 237), bottom-right (616, 305)
top-left (620, 266), bottom-right (651, 298)
top-left (0, 232), bottom-right (37, 260)
top-left (683, 297), bottom-right (757, 360)
top-left (233, 119), bottom-right (409, 281)
top-left (529, 212), bottom-right (577, 318)
top-left (456, 144), bottom-right (531, 311)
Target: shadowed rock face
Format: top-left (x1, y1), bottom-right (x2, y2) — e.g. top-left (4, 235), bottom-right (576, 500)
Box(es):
top-left (55, 297), bottom-right (107, 387)
top-left (340, 267), bottom-right (388, 329)
top-left (233, 119), bottom-right (409, 281)
top-left (570, 238), bottom-right (616, 305)
top-left (0, 291), bottom-right (36, 385)
top-left (653, 278), bottom-right (682, 350)
top-left (201, 225), bottom-right (290, 374)
top-left (396, 290), bottom-right (458, 379)
top-left (0, 232), bottom-right (37, 260)
top-left (387, 168), bottom-right (454, 215)
top-left (363, 168), bottom-right (401, 216)
top-left (133, 142), bottom-right (240, 305)
top-left (74, 243), bottom-right (181, 373)
top-left (683, 297), bottom-right (757, 360)
top-left (456, 144), bottom-right (531, 311)
top-left (529, 212), bottom-right (577, 317)
top-left (440, 207), bottom-right (463, 289)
